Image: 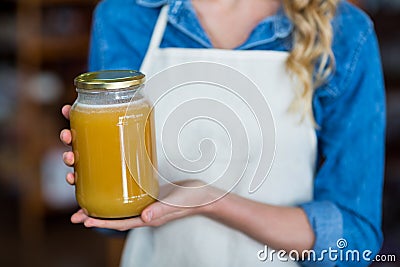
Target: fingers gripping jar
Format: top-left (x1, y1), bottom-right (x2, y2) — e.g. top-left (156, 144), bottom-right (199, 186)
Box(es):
top-left (70, 70), bottom-right (158, 218)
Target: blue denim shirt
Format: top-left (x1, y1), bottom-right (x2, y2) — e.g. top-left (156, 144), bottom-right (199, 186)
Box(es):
top-left (89, 0), bottom-right (386, 266)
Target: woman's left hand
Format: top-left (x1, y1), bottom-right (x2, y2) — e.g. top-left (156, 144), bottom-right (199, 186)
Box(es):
top-left (71, 180), bottom-right (220, 231)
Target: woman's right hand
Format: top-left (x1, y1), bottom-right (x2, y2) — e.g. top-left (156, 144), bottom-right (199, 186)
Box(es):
top-left (60, 105), bottom-right (76, 185)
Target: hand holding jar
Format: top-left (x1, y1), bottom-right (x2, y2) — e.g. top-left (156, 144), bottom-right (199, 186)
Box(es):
top-left (62, 70), bottom-right (159, 219)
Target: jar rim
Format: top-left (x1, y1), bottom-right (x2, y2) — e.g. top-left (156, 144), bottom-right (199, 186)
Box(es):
top-left (74, 70), bottom-right (145, 90)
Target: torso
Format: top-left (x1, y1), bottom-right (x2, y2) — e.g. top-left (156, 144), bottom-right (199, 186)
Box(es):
top-left (121, 5), bottom-right (316, 267)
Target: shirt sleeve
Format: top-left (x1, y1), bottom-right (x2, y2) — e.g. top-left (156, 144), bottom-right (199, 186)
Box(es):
top-left (299, 20), bottom-right (386, 267)
top-left (88, 0), bottom-right (160, 71)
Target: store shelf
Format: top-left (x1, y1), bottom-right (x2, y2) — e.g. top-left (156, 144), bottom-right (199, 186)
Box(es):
top-left (13, 1), bottom-right (105, 266)
top-left (18, 33), bottom-right (90, 64)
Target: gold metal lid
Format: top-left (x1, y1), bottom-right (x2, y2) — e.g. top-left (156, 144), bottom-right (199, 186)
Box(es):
top-left (74, 70), bottom-right (145, 90)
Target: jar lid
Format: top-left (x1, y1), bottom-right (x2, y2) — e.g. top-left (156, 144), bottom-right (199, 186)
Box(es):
top-left (74, 70), bottom-right (145, 90)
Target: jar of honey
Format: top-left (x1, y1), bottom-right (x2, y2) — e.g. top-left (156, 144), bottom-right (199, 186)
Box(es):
top-left (70, 70), bottom-right (158, 218)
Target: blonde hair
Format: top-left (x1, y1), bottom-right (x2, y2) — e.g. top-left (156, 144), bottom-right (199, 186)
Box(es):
top-left (283, 0), bottom-right (339, 122)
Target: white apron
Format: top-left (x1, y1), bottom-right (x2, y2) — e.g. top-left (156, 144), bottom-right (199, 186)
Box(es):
top-left (121, 6), bottom-right (316, 267)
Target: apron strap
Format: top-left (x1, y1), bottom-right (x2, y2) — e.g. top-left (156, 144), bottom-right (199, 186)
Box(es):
top-left (141, 5), bottom-right (169, 72)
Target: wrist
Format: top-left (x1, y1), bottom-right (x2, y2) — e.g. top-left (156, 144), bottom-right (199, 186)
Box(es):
top-left (199, 189), bottom-right (228, 217)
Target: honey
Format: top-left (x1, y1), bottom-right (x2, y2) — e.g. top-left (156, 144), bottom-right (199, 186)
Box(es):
top-left (70, 70), bottom-right (158, 218)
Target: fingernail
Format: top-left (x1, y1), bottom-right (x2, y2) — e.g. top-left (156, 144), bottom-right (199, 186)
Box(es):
top-left (147, 211), bottom-right (153, 222)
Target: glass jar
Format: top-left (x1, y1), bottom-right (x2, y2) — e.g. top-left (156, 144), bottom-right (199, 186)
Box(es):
top-left (70, 70), bottom-right (158, 218)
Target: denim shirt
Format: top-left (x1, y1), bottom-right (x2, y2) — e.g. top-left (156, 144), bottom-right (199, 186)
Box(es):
top-left (89, 0), bottom-right (386, 266)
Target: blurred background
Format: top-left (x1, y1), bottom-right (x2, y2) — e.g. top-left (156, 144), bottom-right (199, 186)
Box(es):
top-left (0, 0), bottom-right (399, 266)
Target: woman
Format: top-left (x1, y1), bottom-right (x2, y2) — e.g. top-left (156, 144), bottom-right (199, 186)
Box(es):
top-left (60, 0), bottom-right (385, 266)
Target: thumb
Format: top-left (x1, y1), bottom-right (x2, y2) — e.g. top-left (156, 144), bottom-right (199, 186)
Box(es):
top-left (141, 201), bottom-right (178, 223)
top-left (141, 202), bottom-right (162, 223)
